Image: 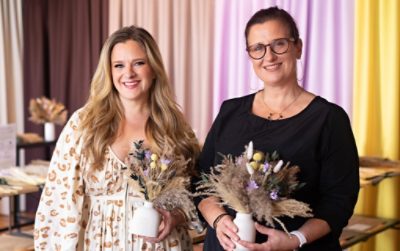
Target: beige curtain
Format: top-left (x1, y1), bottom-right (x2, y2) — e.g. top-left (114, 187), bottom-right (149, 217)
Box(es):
top-left (109, 0), bottom-right (214, 141)
top-left (0, 0), bottom-right (23, 129)
top-left (0, 0), bottom-right (23, 214)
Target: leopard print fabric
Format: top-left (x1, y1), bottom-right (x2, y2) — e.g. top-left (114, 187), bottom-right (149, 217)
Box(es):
top-left (34, 110), bottom-right (193, 251)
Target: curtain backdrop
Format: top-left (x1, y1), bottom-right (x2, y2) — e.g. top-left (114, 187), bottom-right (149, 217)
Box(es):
top-left (352, 0), bottom-right (400, 250)
top-left (0, 0), bottom-right (23, 127)
top-left (109, 0), bottom-right (214, 141)
top-left (212, 0), bottom-right (354, 118)
top-left (0, 0), bottom-right (23, 215)
top-left (109, 0), bottom-right (354, 142)
top-left (23, 0), bottom-right (109, 141)
top-left (22, 0), bottom-right (109, 211)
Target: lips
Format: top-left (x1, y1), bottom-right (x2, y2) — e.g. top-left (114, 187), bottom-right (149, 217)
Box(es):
top-left (123, 80), bottom-right (140, 88)
top-left (263, 63), bottom-right (282, 71)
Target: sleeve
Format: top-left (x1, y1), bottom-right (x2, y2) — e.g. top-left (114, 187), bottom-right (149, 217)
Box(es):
top-left (34, 111), bottom-right (85, 251)
top-left (192, 101), bottom-right (228, 223)
top-left (314, 106), bottom-right (360, 238)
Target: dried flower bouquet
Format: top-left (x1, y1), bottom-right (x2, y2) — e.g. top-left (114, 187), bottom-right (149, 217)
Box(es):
top-left (29, 96), bottom-right (67, 125)
top-left (125, 140), bottom-right (200, 227)
top-left (198, 141), bottom-right (313, 233)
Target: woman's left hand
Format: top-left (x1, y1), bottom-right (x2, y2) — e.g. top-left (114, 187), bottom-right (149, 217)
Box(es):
top-left (238, 223), bottom-right (299, 251)
top-left (143, 207), bottom-right (183, 243)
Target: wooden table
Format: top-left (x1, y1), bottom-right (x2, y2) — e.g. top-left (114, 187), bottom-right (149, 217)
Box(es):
top-left (0, 184), bottom-right (40, 233)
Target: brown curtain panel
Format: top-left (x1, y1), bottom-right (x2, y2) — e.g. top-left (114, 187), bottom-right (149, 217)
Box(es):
top-left (22, 0), bottom-right (109, 211)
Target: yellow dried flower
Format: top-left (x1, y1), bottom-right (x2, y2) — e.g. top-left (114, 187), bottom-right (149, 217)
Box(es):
top-left (160, 163), bottom-right (168, 171)
top-left (249, 161), bottom-right (259, 170)
top-left (151, 154), bottom-right (159, 161)
top-left (150, 161), bottom-right (157, 169)
top-left (253, 152), bottom-right (264, 162)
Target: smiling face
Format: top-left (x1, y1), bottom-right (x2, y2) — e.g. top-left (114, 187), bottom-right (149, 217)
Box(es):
top-left (247, 20), bottom-right (302, 87)
top-left (111, 40), bottom-right (155, 103)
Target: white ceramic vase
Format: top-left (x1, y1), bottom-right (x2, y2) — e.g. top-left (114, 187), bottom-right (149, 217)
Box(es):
top-left (233, 212), bottom-right (256, 251)
top-left (44, 122), bottom-right (55, 141)
top-left (129, 201), bottom-right (161, 238)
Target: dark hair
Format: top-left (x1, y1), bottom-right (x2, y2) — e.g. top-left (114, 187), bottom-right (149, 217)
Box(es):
top-left (244, 6), bottom-right (300, 46)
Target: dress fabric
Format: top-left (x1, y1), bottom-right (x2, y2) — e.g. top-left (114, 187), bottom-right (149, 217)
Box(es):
top-left (197, 93), bottom-right (359, 251)
top-left (34, 110), bottom-right (193, 251)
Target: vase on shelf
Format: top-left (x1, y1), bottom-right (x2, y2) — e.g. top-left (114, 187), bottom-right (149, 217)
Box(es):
top-left (233, 212), bottom-right (256, 251)
top-left (129, 201), bottom-right (161, 238)
top-left (44, 122), bottom-right (55, 141)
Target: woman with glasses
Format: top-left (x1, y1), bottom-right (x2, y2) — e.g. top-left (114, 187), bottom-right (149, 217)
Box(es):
top-left (196, 6), bottom-right (359, 251)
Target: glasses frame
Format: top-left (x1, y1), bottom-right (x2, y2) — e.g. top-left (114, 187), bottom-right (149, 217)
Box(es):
top-left (246, 37), bottom-right (296, 60)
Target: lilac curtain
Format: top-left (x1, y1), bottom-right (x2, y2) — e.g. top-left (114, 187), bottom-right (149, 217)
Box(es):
top-left (212, 0), bottom-right (355, 118)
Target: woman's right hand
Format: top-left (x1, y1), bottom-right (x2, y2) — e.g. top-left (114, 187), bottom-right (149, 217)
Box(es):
top-left (215, 214), bottom-right (240, 250)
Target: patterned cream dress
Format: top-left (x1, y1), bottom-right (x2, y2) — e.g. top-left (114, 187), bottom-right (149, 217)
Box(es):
top-left (34, 111), bottom-right (197, 251)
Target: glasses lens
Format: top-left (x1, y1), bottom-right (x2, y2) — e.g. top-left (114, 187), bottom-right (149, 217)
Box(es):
top-left (271, 39), bottom-right (289, 54)
top-left (248, 44), bottom-right (266, 59)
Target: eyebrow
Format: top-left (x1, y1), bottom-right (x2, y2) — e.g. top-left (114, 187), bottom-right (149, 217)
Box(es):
top-left (111, 58), bottom-right (147, 64)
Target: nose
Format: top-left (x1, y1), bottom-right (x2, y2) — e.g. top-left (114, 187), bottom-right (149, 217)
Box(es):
top-left (124, 66), bottom-right (136, 78)
top-left (263, 46), bottom-right (276, 61)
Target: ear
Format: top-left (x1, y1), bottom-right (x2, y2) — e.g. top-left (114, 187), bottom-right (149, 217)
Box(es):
top-left (295, 39), bottom-right (303, 59)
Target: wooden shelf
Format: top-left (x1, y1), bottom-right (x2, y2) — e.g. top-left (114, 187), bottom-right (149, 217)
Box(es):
top-left (340, 215), bottom-right (400, 248)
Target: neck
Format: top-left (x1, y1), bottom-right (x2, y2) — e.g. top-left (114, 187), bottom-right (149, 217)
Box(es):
top-left (261, 84), bottom-right (303, 120)
top-left (120, 98), bottom-right (150, 122)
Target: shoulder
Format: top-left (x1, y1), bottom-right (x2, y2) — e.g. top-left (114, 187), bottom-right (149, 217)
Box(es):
top-left (314, 97), bottom-right (350, 121)
top-left (310, 97), bottom-right (352, 134)
top-left (218, 93), bottom-right (255, 115)
top-left (59, 107), bottom-right (87, 140)
top-left (65, 108), bottom-right (85, 128)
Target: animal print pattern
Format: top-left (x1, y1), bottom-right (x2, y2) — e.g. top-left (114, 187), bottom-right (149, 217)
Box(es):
top-left (34, 111), bottom-right (193, 251)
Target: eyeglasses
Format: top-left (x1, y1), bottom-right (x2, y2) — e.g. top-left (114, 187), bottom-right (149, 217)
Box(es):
top-left (246, 38), bottom-right (295, 60)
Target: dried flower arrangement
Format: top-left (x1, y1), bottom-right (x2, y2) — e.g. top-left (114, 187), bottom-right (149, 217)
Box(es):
top-left (125, 140), bottom-right (202, 230)
top-left (29, 96), bottom-right (68, 125)
top-left (197, 141), bottom-right (313, 233)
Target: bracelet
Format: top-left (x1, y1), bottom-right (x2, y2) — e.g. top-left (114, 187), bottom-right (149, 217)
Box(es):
top-left (290, 230), bottom-right (307, 248)
top-left (212, 213), bottom-right (230, 230)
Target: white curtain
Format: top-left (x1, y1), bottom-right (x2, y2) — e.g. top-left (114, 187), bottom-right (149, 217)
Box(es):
top-left (0, 0), bottom-right (24, 214)
top-left (0, 0), bottom-right (24, 128)
top-left (109, 0), bottom-right (214, 141)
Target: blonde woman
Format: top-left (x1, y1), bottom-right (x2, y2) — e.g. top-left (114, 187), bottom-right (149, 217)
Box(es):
top-left (34, 26), bottom-right (200, 250)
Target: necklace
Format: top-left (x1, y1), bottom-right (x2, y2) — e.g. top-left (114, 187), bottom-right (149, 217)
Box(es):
top-left (262, 89), bottom-right (303, 120)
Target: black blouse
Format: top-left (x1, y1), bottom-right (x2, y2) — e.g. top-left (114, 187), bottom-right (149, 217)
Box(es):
top-left (197, 93), bottom-right (359, 251)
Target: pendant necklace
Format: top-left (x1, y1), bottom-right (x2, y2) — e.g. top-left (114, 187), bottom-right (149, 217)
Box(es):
top-left (262, 89), bottom-right (303, 120)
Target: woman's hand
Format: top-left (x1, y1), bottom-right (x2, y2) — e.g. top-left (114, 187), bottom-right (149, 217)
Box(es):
top-left (215, 215), bottom-right (240, 250)
top-left (238, 223), bottom-right (299, 251)
top-left (143, 207), bottom-right (184, 243)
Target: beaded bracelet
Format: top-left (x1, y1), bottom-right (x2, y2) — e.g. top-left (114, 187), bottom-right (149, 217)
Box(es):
top-left (212, 213), bottom-right (230, 230)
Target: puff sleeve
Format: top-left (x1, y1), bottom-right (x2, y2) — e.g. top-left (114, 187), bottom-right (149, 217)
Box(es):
top-left (34, 111), bottom-right (85, 251)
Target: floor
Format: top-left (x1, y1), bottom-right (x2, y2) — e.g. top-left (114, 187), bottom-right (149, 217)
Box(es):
top-left (0, 213), bottom-right (34, 251)
top-left (0, 214), bottom-right (204, 251)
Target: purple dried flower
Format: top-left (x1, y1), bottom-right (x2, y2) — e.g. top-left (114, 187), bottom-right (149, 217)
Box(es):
top-left (145, 150), bottom-right (151, 160)
top-left (270, 190), bottom-right (279, 200)
top-left (262, 162), bottom-right (270, 173)
top-left (246, 180), bottom-right (259, 191)
top-left (161, 157), bottom-right (171, 165)
top-left (143, 169), bottom-right (149, 177)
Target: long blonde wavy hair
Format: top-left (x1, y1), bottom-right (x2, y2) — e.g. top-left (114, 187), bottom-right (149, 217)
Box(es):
top-left (80, 26), bottom-right (200, 171)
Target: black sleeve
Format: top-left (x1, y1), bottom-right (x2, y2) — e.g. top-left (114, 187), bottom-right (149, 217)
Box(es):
top-left (314, 106), bottom-right (360, 238)
top-left (192, 101), bottom-right (228, 217)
